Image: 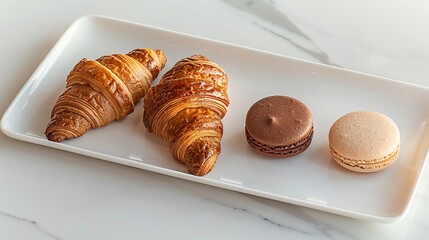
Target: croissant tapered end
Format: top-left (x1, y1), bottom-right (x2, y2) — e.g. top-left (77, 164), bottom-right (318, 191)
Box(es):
top-left (185, 138), bottom-right (220, 176)
top-left (153, 50), bottom-right (167, 78)
top-left (126, 48), bottom-right (167, 79)
top-left (45, 111), bottom-right (91, 142)
top-left (45, 48), bottom-right (167, 142)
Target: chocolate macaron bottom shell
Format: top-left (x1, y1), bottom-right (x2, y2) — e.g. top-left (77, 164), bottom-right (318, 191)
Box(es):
top-left (330, 146), bottom-right (400, 173)
top-left (245, 127), bottom-right (314, 158)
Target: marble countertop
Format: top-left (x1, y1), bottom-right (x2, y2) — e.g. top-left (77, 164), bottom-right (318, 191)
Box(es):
top-left (1, 0), bottom-right (429, 239)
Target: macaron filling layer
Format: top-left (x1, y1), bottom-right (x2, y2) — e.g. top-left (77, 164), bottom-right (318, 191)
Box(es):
top-left (246, 127), bottom-right (313, 157)
top-left (330, 145), bottom-right (399, 171)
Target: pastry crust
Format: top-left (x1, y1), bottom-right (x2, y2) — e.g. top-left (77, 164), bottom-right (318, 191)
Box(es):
top-left (45, 48), bottom-right (167, 142)
top-left (143, 55), bottom-right (229, 176)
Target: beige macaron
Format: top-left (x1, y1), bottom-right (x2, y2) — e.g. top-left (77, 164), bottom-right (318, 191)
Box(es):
top-left (329, 111), bottom-right (400, 173)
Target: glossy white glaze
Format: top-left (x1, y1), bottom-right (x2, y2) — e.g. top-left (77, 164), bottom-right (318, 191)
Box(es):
top-left (1, 0), bottom-right (429, 239)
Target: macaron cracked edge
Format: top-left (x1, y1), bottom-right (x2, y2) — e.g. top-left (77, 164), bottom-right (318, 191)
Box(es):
top-left (245, 95), bottom-right (314, 158)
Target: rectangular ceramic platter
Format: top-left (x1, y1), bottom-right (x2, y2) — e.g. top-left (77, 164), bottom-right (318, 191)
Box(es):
top-left (2, 15), bottom-right (429, 223)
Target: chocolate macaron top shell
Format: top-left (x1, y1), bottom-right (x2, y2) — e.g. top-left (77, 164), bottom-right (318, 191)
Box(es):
top-left (245, 96), bottom-right (313, 146)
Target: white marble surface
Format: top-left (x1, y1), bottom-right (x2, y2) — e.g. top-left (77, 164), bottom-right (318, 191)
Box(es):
top-left (1, 0), bottom-right (429, 239)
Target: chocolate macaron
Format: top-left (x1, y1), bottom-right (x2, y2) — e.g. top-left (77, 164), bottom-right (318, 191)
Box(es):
top-left (245, 95), bottom-right (314, 158)
top-left (329, 111), bottom-right (400, 172)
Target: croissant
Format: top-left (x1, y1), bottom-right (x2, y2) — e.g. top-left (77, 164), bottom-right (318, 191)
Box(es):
top-left (143, 55), bottom-right (229, 176)
top-left (45, 48), bottom-right (167, 142)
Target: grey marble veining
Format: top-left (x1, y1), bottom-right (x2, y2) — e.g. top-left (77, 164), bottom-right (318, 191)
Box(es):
top-left (157, 146), bottom-right (422, 240)
top-left (222, 0), bottom-right (333, 65)
top-left (207, 198), bottom-right (356, 239)
top-left (0, 210), bottom-right (61, 240)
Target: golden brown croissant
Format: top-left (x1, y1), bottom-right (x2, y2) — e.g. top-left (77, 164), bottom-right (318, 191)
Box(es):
top-left (45, 48), bottom-right (167, 142)
top-left (143, 55), bottom-right (229, 176)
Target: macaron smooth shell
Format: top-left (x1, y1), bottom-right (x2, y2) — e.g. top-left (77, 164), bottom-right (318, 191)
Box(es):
top-left (245, 95), bottom-right (313, 158)
top-left (329, 111), bottom-right (400, 172)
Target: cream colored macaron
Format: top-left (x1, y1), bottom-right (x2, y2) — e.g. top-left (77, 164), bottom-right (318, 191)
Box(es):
top-left (329, 111), bottom-right (400, 173)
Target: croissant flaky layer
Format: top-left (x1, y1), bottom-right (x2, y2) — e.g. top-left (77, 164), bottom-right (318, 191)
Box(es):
top-left (144, 55), bottom-right (229, 176)
top-left (45, 48), bottom-right (167, 142)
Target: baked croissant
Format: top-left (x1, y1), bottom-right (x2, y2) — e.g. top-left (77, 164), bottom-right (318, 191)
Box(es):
top-left (143, 55), bottom-right (229, 176)
top-left (45, 48), bottom-right (167, 142)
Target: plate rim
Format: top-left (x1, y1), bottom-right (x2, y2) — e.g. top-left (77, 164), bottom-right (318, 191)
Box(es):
top-left (2, 14), bottom-right (429, 223)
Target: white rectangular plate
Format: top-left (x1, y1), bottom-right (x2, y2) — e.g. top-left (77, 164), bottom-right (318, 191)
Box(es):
top-left (2, 15), bottom-right (429, 223)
